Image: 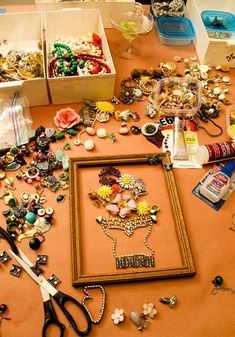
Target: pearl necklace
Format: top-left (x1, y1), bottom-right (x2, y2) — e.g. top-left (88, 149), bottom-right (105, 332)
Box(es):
top-left (82, 285), bottom-right (106, 324)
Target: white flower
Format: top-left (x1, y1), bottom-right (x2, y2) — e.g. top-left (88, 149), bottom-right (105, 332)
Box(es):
top-left (118, 173), bottom-right (135, 189)
top-left (142, 303), bottom-right (158, 319)
top-left (111, 308), bottom-right (125, 324)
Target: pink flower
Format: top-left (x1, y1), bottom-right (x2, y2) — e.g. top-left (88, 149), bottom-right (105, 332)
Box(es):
top-left (54, 107), bottom-right (80, 131)
top-left (106, 193), bottom-right (137, 218)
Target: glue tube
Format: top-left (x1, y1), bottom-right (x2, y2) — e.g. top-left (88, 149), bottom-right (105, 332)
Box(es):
top-left (199, 160), bottom-right (235, 203)
top-left (172, 117), bottom-right (189, 161)
top-left (196, 141), bottom-right (235, 165)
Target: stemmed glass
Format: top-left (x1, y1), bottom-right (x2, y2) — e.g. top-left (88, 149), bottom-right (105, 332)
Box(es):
top-left (110, 3), bottom-right (154, 59)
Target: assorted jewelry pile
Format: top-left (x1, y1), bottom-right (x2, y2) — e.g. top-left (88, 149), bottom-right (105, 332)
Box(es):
top-left (0, 50), bottom-right (44, 82)
top-left (89, 166), bottom-right (160, 269)
top-left (151, 0), bottom-right (185, 17)
top-left (48, 33), bottom-right (111, 77)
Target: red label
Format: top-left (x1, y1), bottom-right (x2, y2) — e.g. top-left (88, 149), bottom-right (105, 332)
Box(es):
top-left (205, 142), bottom-right (235, 162)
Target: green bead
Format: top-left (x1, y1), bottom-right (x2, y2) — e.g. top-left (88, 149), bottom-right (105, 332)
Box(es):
top-left (66, 129), bottom-right (77, 136)
top-left (29, 237), bottom-right (41, 250)
top-left (25, 212), bottom-right (36, 224)
top-left (212, 275), bottom-right (223, 286)
top-left (55, 132), bottom-right (65, 140)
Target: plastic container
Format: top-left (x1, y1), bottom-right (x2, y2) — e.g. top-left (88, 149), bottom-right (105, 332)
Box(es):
top-left (196, 142), bottom-right (235, 165)
top-left (151, 0), bottom-right (185, 18)
top-left (155, 16), bottom-right (196, 45)
top-left (226, 105), bottom-right (235, 140)
top-left (201, 10), bottom-right (235, 32)
top-left (199, 160), bottom-right (235, 203)
top-left (150, 76), bottom-right (202, 118)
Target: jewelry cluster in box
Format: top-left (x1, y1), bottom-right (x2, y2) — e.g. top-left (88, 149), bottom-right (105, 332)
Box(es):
top-left (45, 9), bottom-right (116, 104)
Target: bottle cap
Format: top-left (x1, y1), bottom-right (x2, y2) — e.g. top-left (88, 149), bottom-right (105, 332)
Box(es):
top-left (221, 160), bottom-right (235, 177)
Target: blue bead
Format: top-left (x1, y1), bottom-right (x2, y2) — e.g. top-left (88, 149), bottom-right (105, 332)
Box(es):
top-left (25, 212), bottom-right (36, 224)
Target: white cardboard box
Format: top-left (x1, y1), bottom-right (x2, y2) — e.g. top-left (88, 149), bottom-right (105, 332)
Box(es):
top-left (44, 8), bottom-right (116, 104)
top-left (0, 12), bottom-right (49, 107)
top-left (35, 1), bottom-right (135, 28)
top-left (186, 0), bottom-right (235, 68)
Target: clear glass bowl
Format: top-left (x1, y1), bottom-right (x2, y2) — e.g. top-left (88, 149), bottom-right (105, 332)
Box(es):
top-left (150, 77), bottom-right (202, 118)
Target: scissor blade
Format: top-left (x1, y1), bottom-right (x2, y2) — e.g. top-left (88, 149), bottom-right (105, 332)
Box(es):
top-left (9, 249), bottom-right (57, 296)
top-left (40, 286), bottom-right (50, 302)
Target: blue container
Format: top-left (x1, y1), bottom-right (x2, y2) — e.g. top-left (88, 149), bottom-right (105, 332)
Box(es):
top-left (201, 10), bottom-right (235, 32)
top-left (156, 16), bottom-right (196, 45)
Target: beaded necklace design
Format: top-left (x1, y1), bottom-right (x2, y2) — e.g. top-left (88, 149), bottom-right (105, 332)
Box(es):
top-left (89, 166), bottom-right (160, 269)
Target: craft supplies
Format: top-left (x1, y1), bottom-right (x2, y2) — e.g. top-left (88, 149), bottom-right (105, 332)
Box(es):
top-left (192, 162), bottom-right (235, 210)
top-left (90, 166), bottom-right (160, 269)
top-left (195, 141), bottom-right (235, 165)
top-left (172, 117), bottom-right (189, 161)
top-left (226, 105), bottom-right (235, 140)
top-left (199, 160), bottom-right (235, 203)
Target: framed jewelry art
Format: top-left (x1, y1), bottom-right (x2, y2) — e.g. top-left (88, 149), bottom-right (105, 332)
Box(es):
top-left (69, 152), bottom-right (195, 286)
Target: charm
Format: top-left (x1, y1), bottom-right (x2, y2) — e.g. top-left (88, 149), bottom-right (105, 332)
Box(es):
top-left (0, 304), bottom-right (11, 322)
top-left (47, 274), bottom-right (61, 288)
top-left (142, 303), bottom-right (158, 318)
top-left (0, 251), bottom-right (11, 264)
top-left (160, 295), bottom-right (177, 308)
top-left (10, 264), bottom-right (22, 277)
top-left (36, 254), bottom-right (48, 265)
top-left (96, 128), bottom-right (107, 138)
top-left (83, 139), bottom-right (95, 151)
top-left (130, 311), bottom-right (148, 330)
top-left (111, 308), bottom-right (125, 324)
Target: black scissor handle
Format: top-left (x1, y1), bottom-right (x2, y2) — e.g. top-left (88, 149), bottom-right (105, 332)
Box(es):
top-left (53, 291), bottom-right (92, 336)
top-left (0, 226), bottom-right (18, 254)
top-left (43, 300), bottom-right (65, 337)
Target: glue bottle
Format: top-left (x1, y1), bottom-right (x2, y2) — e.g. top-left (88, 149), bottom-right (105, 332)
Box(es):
top-left (199, 160), bottom-right (235, 203)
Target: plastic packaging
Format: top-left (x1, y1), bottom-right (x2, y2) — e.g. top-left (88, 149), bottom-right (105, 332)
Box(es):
top-left (196, 141), bottom-right (235, 165)
top-left (172, 117), bottom-right (189, 160)
top-left (226, 105), bottom-right (235, 140)
top-left (155, 16), bottom-right (196, 46)
top-left (0, 93), bottom-right (33, 151)
top-left (199, 160), bottom-right (235, 203)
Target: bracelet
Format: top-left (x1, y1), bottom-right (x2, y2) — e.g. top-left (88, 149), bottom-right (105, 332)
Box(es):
top-left (121, 77), bottom-right (138, 91)
top-left (138, 79), bottom-right (158, 95)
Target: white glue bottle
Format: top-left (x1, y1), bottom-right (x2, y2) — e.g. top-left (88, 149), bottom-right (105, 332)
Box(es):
top-left (199, 160), bottom-right (235, 203)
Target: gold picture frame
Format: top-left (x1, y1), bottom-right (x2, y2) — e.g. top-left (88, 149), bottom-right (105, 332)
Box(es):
top-left (69, 152), bottom-right (195, 286)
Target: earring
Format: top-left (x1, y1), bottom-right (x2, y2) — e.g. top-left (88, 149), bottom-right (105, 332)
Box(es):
top-left (111, 308), bottom-right (125, 324)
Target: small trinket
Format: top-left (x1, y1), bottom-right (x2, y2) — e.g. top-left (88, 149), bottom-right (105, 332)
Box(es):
top-left (212, 275), bottom-right (223, 286)
top-left (107, 132), bottom-right (116, 143)
top-left (119, 126), bottom-right (129, 135)
top-left (84, 139), bottom-right (95, 151)
top-left (47, 274), bottom-right (61, 287)
top-left (36, 254), bottom-right (48, 265)
top-left (29, 237), bottom-right (42, 250)
top-left (160, 295), bottom-right (177, 308)
top-left (96, 128), bottom-right (107, 138)
top-left (142, 303), bottom-right (158, 318)
top-left (56, 194), bottom-right (66, 203)
top-left (0, 303), bottom-right (11, 322)
top-left (130, 311), bottom-right (148, 330)
top-left (111, 308), bottom-right (125, 324)
top-left (86, 127), bottom-right (96, 136)
top-left (30, 264), bottom-right (44, 276)
top-left (63, 142), bottom-right (71, 151)
top-left (10, 264), bottom-right (22, 277)
top-left (0, 251), bottom-right (11, 264)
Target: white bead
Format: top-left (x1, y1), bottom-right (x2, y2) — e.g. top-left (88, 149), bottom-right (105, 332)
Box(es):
top-left (96, 128), bottom-right (107, 138)
top-left (83, 139), bottom-right (95, 151)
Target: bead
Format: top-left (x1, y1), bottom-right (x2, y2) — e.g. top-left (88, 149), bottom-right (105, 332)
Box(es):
top-left (86, 127), bottom-right (96, 136)
top-left (56, 194), bottom-right (66, 203)
top-left (29, 237), bottom-right (41, 250)
top-left (37, 209), bottom-right (46, 216)
top-left (84, 139), bottom-right (95, 151)
top-left (96, 128), bottom-right (107, 138)
top-left (25, 212), bottom-right (36, 224)
top-left (0, 304), bottom-right (7, 313)
top-left (45, 207), bottom-right (54, 215)
top-left (212, 275), bottom-right (223, 286)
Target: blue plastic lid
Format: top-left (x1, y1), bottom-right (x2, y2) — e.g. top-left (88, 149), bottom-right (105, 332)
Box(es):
top-left (201, 10), bottom-right (235, 32)
top-left (156, 17), bottom-right (195, 40)
top-left (221, 160), bottom-right (235, 178)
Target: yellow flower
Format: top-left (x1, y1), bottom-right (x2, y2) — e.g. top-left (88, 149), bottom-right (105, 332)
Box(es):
top-left (95, 101), bottom-right (115, 114)
top-left (137, 201), bottom-right (150, 216)
top-left (97, 185), bottom-right (113, 200)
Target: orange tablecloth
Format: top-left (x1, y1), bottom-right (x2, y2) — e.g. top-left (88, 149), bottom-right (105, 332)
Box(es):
top-left (1, 4), bottom-right (235, 337)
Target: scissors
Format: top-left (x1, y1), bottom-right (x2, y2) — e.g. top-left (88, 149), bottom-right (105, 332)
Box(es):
top-left (0, 227), bottom-right (92, 337)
